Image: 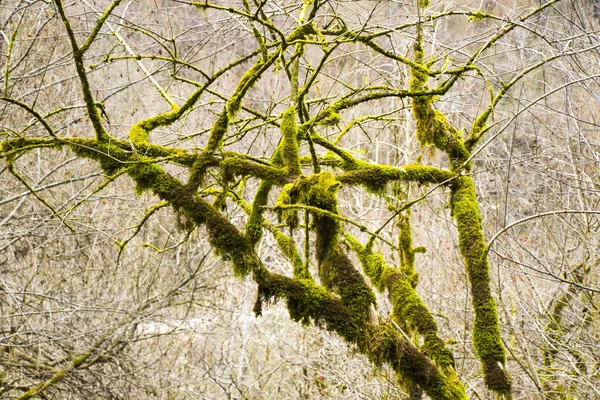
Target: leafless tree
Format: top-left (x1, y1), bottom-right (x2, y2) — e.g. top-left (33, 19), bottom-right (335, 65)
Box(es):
top-left (1, 0), bottom-right (600, 399)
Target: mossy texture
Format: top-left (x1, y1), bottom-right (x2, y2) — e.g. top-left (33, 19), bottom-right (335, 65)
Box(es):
top-left (280, 106), bottom-right (301, 177)
top-left (68, 138), bottom-right (129, 176)
top-left (245, 182), bottom-right (273, 246)
top-left (365, 322), bottom-right (466, 400)
top-left (129, 106), bottom-right (181, 145)
top-left (254, 274), bottom-right (359, 340)
top-left (337, 162), bottom-right (454, 192)
top-left (300, 173), bottom-right (375, 322)
top-left (221, 156), bottom-right (287, 184)
top-left (255, 274), bottom-right (466, 399)
top-left (450, 176), bottom-right (511, 395)
top-left (346, 234), bottom-right (456, 370)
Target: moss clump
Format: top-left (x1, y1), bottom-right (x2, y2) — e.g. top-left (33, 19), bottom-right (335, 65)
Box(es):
top-left (319, 109), bottom-right (341, 126)
top-left (450, 176), bottom-right (511, 395)
top-left (129, 159), bottom-right (166, 194)
top-left (280, 107), bottom-right (301, 177)
top-left (347, 234), bottom-right (456, 370)
top-left (287, 23), bottom-right (317, 42)
top-left (272, 228), bottom-right (309, 280)
top-left (344, 234), bottom-right (386, 291)
top-left (245, 182), bottom-right (272, 246)
top-left (204, 110), bottom-right (230, 155)
top-left (337, 163), bottom-right (401, 194)
top-left (469, 9), bottom-right (493, 22)
top-left (383, 268), bottom-right (455, 368)
top-left (228, 58), bottom-right (270, 117)
top-left (1, 138), bottom-right (58, 155)
top-left (397, 213), bottom-right (415, 271)
top-left (274, 182), bottom-right (300, 229)
top-left (412, 103), bottom-right (470, 165)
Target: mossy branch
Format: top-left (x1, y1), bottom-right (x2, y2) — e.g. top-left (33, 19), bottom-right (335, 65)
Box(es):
top-left (255, 274), bottom-right (467, 399)
top-left (53, 0), bottom-right (109, 141)
top-left (345, 234), bottom-right (458, 370)
top-left (450, 176), bottom-right (511, 396)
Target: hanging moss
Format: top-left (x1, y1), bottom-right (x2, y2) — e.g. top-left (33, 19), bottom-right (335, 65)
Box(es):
top-left (450, 176), bottom-right (511, 395)
top-left (254, 274), bottom-right (467, 399)
top-left (365, 322), bottom-right (467, 400)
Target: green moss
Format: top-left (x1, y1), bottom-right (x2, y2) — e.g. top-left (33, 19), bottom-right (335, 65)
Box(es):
top-left (246, 182), bottom-right (272, 246)
top-left (347, 234), bottom-right (457, 372)
top-left (364, 322), bottom-right (467, 399)
top-left (274, 182), bottom-right (299, 229)
top-left (129, 159), bottom-right (166, 195)
top-left (319, 109), bottom-right (341, 126)
top-left (128, 157), bottom-right (259, 277)
top-left (345, 234), bottom-right (386, 291)
top-left (397, 213), bottom-right (415, 272)
top-left (287, 23), bottom-right (317, 42)
top-left (293, 172), bottom-right (375, 322)
top-left (1, 138), bottom-right (58, 155)
top-left (280, 106), bottom-right (301, 177)
top-left (221, 156), bottom-right (287, 184)
top-left (273, 230), bottom-right (311, 280)
top-left (68, 138), bottom-right (128, 176)
top-left (469, 9), bottom-right (493, 21)
top-left (336, 162), bottom-right (455, 191)
top-left (412, 103), bottom-right (470, 165)
top-left (413, 246), bottom-right (426, 253)
top-left (450, 176), bottom-right (511, 395)
top-left (228, 58), bottom-right (268, 117)
top-left (129, 106), bottom-right (181, 145)
top-left (337, 163), bottom-right (400, 194)
top-left (466, 108), bottom-right (491, 150)
top-left (254, 274), bottom-right (360, 342)
top-left (203, 109), bottom-right (230, 154)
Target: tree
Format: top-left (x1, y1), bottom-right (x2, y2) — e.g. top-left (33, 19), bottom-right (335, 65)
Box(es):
top-left (2, 0), bottom-right (600, 398)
